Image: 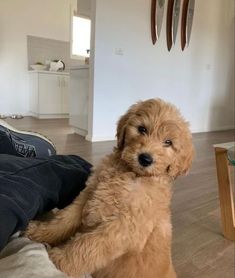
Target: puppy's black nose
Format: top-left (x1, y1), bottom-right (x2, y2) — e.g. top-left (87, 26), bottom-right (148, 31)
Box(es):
top-left (138, 153), bottom-right (153, 167)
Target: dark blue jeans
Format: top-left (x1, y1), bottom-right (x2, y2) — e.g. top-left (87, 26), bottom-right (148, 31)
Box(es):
top-left (0, 154), bottom-right (92, 251)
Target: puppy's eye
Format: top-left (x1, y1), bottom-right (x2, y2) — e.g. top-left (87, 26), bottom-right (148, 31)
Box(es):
top-left (163, 140), bottom-right (173, 147)
top-left (138, 126), bottom-right (147, 135)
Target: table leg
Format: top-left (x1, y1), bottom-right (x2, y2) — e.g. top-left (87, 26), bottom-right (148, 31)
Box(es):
top-left (215, 147), bottom-right (235, 241)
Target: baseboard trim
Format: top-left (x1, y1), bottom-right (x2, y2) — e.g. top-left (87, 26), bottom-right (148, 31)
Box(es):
top-left (73, 127), bottom-right (88, 137)
top-left (85, 135), bottom-right (116, 142)
top-left (29, 112), bottom-right (69, 119)
top-left (191, 125), bottom-right (235, 133)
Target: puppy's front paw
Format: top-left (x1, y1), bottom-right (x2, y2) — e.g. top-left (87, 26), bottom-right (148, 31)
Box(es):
top-left (24, 221), bottom-right (51, 243)
top-left (24, 221), bottom-right (40, 239)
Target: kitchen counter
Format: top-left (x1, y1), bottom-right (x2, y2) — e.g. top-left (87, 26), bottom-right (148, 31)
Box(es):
top-left (28, 70), bottom-right (70, 75)
top-left (70, 65), bottom-right (89, 70)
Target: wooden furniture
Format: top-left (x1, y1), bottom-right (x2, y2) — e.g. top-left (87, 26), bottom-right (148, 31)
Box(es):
top-left (166, 0), bottom-right (174, 51)
top-left (214, 142), bottom-right (235, 241)
top-left (29, 71), bottom-right (69, 119)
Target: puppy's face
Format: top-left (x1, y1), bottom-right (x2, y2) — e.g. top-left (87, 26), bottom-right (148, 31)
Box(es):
top-left (116, 99), bottom-right (194, 178)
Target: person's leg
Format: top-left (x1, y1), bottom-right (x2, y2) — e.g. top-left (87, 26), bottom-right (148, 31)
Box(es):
top-left (0, 120), bottom-right (92, 251)
top-left (0, 119), bottom-right (57, 249)
top-left (0, 197), bottom-right (19, 250)
top-left (0, 154), bottom-right (92, 252)
top-left (0, 120), bottom-right (56, 157)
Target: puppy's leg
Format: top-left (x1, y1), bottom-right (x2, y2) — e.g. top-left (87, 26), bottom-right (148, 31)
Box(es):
top-left (25, 189), bottom-right (89, 245)
top-left (165, 266), bottom-right (177, 278)
top-left (47, 218), bottom-right (152, 277)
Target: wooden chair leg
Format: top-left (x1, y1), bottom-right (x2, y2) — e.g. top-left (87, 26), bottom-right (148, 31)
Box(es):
top-left (215, 147), bottom-right (235, 241)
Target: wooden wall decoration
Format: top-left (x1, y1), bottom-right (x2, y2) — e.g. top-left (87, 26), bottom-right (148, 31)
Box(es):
top-left (172, 0), bottom-right (181, 45)
top-left (181, 0), bottom-right (195, 50)
top-left (166, 0), bottom-right (174, 51)
top-left (151, 0), bottom-right (195, 51)
top-left (151, 0), bottom-right (157, 44)
top-left (151, 0), bottom-right (165, 45)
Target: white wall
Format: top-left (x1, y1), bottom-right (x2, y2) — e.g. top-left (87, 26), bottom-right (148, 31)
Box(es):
top-left (77, 0), bottom-right (91, 17)
top-left (0, 0), bottom-right (73, 115)
top-left (88, 0), bottom-right (235, 141)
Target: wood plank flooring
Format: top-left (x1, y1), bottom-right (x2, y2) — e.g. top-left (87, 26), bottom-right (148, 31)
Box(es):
top-left (5, 117), bottom-right (235, 278)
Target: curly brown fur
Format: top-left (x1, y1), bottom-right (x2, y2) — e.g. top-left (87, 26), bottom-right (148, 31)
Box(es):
top-left (25, 98), bottom-right (194, 278)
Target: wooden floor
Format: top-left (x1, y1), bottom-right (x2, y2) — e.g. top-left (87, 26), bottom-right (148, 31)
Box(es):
top-left (5, 117), bottom-right (235, 278)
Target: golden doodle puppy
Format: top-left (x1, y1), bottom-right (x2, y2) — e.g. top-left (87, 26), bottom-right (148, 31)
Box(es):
top-left (26, 98), bottom-right (194, 278)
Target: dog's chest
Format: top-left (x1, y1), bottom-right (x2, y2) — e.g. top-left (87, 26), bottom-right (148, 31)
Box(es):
top-left (80, 175), bottom-right (170, 230)
top-left (80, 183), bottom-right (130, 228)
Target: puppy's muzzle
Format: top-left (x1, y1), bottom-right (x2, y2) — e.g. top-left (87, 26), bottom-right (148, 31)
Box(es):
top-left (138, 153), bottom-right (153, 167)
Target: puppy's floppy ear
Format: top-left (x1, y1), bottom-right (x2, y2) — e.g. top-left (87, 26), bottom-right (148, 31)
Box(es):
top-left (169, 126), bottom-right (194, 178)
top-left (116, 103), bottom-right (140, 150)
top-left (116, 114), bottom-right (129, 149)
top-left (179, 139), bottom-right (194, 176)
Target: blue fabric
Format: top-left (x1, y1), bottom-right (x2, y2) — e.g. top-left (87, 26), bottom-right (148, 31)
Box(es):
top-left (0, 154), bottom-right (92, 250)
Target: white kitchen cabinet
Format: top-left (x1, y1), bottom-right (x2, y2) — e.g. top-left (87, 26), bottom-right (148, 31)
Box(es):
top-left (69, 66), bottom-right (89, 136)
top-left (29, 71), bottom-right (69, 118)
top-left (61, 76), bottom-right (70, 114)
